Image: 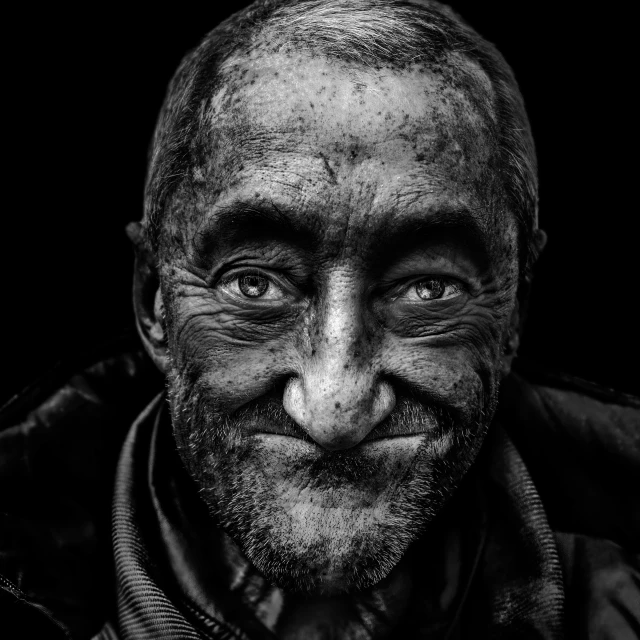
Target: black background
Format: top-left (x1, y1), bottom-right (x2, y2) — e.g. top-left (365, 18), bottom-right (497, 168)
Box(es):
top-left (3, 1), bottom-right (638, 404)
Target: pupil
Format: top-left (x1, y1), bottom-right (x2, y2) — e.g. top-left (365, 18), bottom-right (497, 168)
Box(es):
top-left (416, 279), bottom-right (444, 300)
top-left (239, 274), bottom-right (268, 297)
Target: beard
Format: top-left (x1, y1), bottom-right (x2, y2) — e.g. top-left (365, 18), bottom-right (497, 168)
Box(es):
top-left (167, 363), bottom-right (493, 595)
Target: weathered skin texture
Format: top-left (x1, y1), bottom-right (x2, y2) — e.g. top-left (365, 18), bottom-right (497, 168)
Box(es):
top-left (134, 51), bottom-right (521, 639)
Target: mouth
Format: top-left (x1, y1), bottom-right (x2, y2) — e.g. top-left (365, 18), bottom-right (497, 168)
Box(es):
top-left (236, 395), bottom-right (449, 445)
top-left (253, 429), bottom-right (431, 449)
top-left (250, 432), bottom-right (448, 481)
top-left (249, 432), bottom-right (432, 495)
top-left (254, 430), bottom-right (428, 447)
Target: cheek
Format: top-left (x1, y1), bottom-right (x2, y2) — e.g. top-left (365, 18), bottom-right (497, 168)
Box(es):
top-left (380, 294), bottom-right (513, 409)
top-left (381, 336), bottom-right (502, 424)
top-left (166, 295), bottom-right (303, 414)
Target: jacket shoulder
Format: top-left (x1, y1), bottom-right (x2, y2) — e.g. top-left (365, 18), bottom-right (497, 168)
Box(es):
top-left (0, 333), bottom-right (163, 639)
top-left (499, 364), bottom-right (640, 550)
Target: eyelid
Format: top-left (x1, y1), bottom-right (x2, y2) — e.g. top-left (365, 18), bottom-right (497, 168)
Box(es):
top-left (215, 266), bottom-right (298, 302)
top-left (210, 263), bottom-right (276, 289)
top-left (218, 267), bottom-right (270, 286)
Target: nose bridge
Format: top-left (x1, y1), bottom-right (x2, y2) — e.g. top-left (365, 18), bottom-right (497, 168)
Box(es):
top-left (318, 282), bottom-right (363, 366)
top-left (312, 287), bottom-right (370, 403)
top-left (282, 280), bottom-right (395, 450)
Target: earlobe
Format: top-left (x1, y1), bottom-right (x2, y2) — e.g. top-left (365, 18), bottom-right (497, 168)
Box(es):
top-left (127, 222), bottom-right (169, 374)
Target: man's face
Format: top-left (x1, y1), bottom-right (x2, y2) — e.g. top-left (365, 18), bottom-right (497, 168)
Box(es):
top-left (159, 52), bottom-right (519, 594)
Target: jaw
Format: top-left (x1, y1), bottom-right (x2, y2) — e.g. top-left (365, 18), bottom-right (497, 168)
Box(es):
top-left (186, 430), bottom-right (468, 594)
top-left (168, 351), bottom-right (497, 595)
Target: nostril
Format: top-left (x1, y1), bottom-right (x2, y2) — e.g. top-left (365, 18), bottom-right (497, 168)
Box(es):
top-left (282, 377), bottom-right (307, 429)
top-left (374, 380), bottom-right (396, 423)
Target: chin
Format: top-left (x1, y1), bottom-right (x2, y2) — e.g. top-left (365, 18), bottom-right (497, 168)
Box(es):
top-left (188, 430), bottom-right (475, 594)
top-left (240, 494), bottom-right (412, 594)
top-left (235, 504), bottom-right (413, 595)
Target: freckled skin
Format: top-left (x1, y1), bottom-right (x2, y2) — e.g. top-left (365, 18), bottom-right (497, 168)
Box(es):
top-left (138, 51), bottom-right (521, 639)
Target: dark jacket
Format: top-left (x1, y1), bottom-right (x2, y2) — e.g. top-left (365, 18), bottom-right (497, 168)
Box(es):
top-left (1, 335), bottom-right (639, 639)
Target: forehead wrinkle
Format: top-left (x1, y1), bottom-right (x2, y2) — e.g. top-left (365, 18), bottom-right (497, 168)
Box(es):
top-left (193, 148), bottom-right (502, 258)
top-left (214, 152), bottom-right (343, 201)
top-left (184, 51), bottom-right (507, 257)
top-left (203, 112), bottom-right (496, 206)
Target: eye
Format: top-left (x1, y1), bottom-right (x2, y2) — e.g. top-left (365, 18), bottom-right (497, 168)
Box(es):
top-left (406, 277), bottom-right (462, 302)
top-left (218, 270), bottom-right (288, 301)
top-left (238, 273), bottom-right (269, 298)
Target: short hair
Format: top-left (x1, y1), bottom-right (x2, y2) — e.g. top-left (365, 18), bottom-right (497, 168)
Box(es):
top-left (143, 0), bottom-right (540, 279)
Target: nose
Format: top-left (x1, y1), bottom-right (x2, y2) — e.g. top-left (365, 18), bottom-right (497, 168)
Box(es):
top-left (283, 288), bottom-right (395, 450)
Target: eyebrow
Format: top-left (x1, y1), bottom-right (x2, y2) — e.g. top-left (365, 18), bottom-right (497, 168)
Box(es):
top-left (191, 200), bottom-right (492, 270)
top-left (190, 202), bottom-right (315, 266)
top-left (376, 206), bottom-right (493, 269)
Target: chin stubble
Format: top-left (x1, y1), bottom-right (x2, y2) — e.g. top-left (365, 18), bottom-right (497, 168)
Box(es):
top-left (167, 364), bottom-right (491, 594)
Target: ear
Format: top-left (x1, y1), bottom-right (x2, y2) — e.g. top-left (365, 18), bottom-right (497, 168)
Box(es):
top-left (500, 299), bottom-right (520, 378)
top-left (531, 228), bottom-right (548, 265)
top-left (126, 222), bottom-right (169, 374)
top-left (501, 227), bottom-right (548, 378)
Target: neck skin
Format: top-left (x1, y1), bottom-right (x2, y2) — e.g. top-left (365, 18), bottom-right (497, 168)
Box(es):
top-left (150, 413), bottom-right (475, 640)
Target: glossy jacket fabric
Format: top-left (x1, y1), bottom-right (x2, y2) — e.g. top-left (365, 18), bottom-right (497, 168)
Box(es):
top-left (1, 334), bottom-right (638, 639)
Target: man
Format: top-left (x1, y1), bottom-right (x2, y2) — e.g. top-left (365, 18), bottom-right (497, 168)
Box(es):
top-left (1, 1), bottom-right (638, 638)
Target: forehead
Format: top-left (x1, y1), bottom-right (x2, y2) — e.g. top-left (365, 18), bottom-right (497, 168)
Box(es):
top-left (185, 51), bottom-right (506, 250)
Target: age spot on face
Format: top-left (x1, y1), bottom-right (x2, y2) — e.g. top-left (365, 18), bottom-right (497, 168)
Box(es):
top-left (161, 49), bottom-right (520, 597)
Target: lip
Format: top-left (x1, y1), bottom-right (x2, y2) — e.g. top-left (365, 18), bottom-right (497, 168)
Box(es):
top-left (251, 422), bottom-right (439, 444)
top-left (252, 431), bottom-right (428, 452)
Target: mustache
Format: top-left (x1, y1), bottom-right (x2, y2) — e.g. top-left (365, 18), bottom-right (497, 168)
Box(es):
top-left (230, 394), bottom-right (457, 442)
top-left (176, 373), bottom-right (461, 458)
top-left (181, 396), bottom-right (458, 488)
top-left (170, 351), bottom-right (470, 439)
top-left (237, 375), bottom-right (460, 438)
top-left (170, 368), bottom-right (484, 494)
